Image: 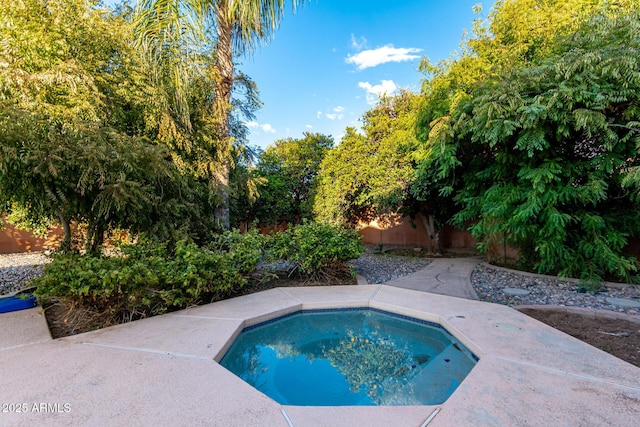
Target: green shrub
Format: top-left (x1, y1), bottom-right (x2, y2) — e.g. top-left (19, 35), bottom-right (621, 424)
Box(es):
top-left (270, 221), bottom-right (364, 275)
top-left (33, 239), bottom-right (246, 321)
top-left (32, 223), bottom-right (363, 328)
top-left (210, 228), bottom-right (268, 275)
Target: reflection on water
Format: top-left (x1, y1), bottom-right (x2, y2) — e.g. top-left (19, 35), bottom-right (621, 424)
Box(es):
top-left (220, 309), bottom-right (477, 406)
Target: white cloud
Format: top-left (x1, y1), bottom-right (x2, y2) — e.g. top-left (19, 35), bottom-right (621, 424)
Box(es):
top-left (358, 80), bottom-right (398, 104)
top-left (350, 34), bottom-right (367, 50)
top-left (261, 123), bottom-right (276, 133)
top-left (358, 80), bottom-right (397, 95)
top-left (246, 120), bottom-right (275, 133)
top-left (346, 45), bottom-right (422, 70)
top-left (306, 124), bottom-right (313, 129)
top-left (325, 105), bottom-right (345, 120)
top-left (317, 111), bottom-right (323, 119)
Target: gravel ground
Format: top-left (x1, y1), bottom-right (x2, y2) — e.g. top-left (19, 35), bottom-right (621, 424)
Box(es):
top-left (0, 252), bottom-right (50, 295)
top-left (349, 252), bottom-right (432, 284)
top-left (471, 264), bottom-right (640, 315)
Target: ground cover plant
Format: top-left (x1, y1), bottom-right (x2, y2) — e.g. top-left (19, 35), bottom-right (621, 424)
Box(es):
top-left (34, 222), bottom-right (363, 336)
top-left (34, 239), bottom-right (249, 325)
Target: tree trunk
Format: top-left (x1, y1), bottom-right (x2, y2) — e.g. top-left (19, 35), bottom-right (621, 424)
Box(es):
top-left (420, 213), bottom-right (440, 255)
top-left (212, 6), bottom-right (234, 230)
top-left (503, 232), bottom-right (508, 265)
top-left (85, 219), bottom-right (105, 254)
top-left (57, 210), bottom-right (71, 253)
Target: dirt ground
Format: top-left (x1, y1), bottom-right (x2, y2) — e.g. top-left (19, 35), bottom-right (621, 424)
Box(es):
top-left (43, 272), bottom-right (640, 369)
top-left (519, 308), bottom-right (640, 368)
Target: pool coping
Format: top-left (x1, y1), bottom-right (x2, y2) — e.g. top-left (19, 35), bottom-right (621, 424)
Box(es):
top-left (1, 284), bottom-right (639, 426)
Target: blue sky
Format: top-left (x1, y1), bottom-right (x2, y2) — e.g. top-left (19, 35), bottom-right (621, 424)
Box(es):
top-left (240, 0), bottom-right (495, 149)
top-left (106, 0), bottom-right (495, 149)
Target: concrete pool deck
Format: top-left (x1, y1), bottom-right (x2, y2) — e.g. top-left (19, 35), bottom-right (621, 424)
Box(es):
top-left (2, 281), bottom-right (639, 426)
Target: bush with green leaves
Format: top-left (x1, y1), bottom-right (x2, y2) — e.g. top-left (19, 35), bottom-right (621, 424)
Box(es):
top-left (270, 221), bottom-right (364, 275)
top-left (209, 227), bottom-right (268, 274)
top-left (33, 222), bottom-right (364, 328)
top-left (33, 238), bottom-right (249, 322)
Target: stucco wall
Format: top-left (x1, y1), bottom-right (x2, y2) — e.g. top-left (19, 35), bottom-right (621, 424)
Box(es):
top-left (357, 214), bottom-right (476, 249)
top-left (0, 219), bottom-right (62, 254)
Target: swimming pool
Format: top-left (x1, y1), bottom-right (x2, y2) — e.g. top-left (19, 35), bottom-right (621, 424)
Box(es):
top-left (220, 308), bottom-right (478, 406)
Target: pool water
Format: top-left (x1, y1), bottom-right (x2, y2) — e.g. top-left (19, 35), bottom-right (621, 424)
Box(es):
top-left (219, 308), bottom-right (477, 406)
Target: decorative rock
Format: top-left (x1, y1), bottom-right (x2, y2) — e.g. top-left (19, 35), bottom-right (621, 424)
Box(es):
top-left (0, 252), bottom-right (49, 296)
top-left (256, 259), bottom-right (296, 272)
top-left (349, 252), bottom-right (431, 285)
top-left (471, 264), bottom-right (640, 315)
top-left (605, 297), bottom-right (640, 309)
top-left (503, 287), bottom-right (531, 297)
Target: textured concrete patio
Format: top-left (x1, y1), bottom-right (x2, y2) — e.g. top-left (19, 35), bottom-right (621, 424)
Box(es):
top-left (1, 283), bottom-right (639, 426)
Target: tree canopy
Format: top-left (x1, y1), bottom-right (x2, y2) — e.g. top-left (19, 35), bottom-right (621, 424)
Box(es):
top-left (310, 0), bottom-right (640, 281)
top-left (2, 0), bottom-right (640, 286)
top-left (413, 0), bottom-right (640, 283)
top-left (246, 132), bottom-right (332, 226)
top-left (134, 0), bottom-right (306, 228)
top-left (0, 0), bottom-right (220, 250)
top-left (314, 91), bottom-right (421, 226)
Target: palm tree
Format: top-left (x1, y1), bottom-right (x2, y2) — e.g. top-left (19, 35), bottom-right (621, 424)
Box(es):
top-left (134, 0), bottom-right (306, 229)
